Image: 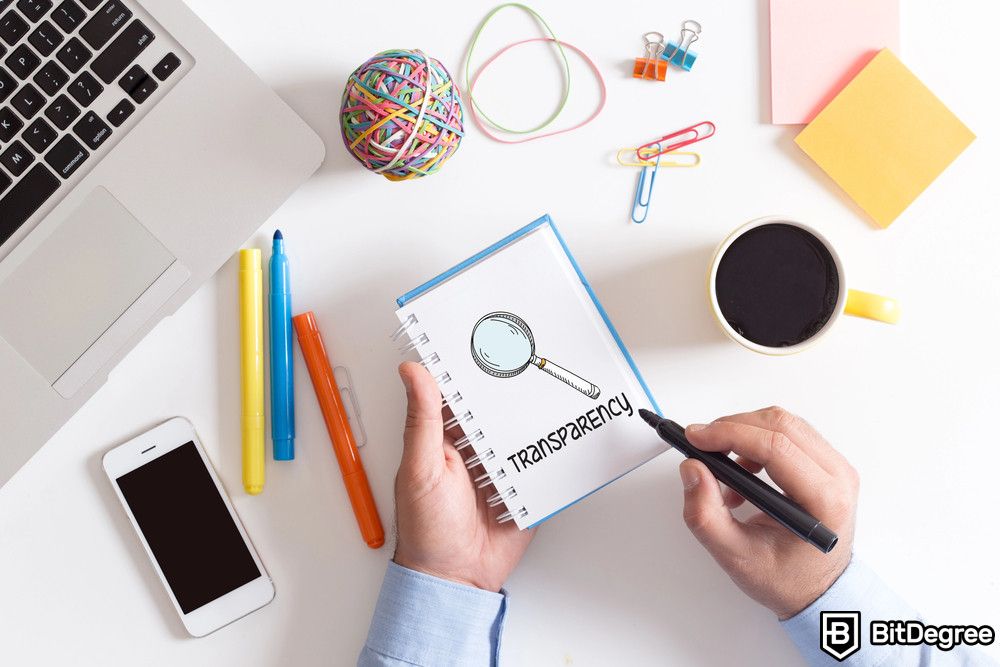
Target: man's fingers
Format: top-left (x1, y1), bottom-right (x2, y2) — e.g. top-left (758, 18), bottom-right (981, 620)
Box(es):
top-left (400, 362), bottom-right (446, 473)
top-left (685, 421), bottom-right (833, 516)
top-left (715, 407), bottom-right (847, 474)
top-left (680, 459), bottom-right (752, 559)
top-left (722, 487), bottom-right (744, 509)
top-left (733, 454), bottom-right (762, 474)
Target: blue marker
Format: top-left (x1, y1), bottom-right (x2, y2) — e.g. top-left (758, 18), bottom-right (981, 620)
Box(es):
top-left (269, 230), bottom-right (295, 460)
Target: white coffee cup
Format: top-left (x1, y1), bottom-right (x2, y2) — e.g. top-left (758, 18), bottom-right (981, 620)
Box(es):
top-left (708, 216), bottom-right (900, 355)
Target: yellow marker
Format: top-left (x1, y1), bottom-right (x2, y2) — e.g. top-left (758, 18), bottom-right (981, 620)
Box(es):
top-left (239, 249), bottom-right (265, 495)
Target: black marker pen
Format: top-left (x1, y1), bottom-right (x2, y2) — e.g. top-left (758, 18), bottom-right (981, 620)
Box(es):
top-left (639, 409), bottom-right (838, 553)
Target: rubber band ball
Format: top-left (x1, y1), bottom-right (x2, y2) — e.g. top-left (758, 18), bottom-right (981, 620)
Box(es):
top-left (340, 49), bottom-right (464, 181)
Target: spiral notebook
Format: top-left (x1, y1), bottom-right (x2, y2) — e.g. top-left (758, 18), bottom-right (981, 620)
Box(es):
top-left (392, 215), bottom-right (668, 529)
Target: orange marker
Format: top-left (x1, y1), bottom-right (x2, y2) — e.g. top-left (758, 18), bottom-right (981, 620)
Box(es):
top-left (293, 311), bottom-right (384, 549)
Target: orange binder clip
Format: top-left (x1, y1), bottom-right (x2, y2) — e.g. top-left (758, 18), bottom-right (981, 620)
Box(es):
top-left (632, 32), bottom-right (667, 81)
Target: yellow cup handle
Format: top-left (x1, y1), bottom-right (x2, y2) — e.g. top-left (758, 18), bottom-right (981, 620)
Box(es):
top-left (845, 289), bottom-right (901, 324)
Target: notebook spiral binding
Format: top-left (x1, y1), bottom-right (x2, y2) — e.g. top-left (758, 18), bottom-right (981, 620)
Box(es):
top-left (392, 314), bottom-right (528, 525)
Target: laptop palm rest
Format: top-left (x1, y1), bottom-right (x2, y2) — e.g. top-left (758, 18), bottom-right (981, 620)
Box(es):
top-left (0, 188), bottom-right (189, 399)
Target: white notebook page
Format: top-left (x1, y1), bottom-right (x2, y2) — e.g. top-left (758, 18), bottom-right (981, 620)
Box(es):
top-left (395, 220), bottom-right (668, 528)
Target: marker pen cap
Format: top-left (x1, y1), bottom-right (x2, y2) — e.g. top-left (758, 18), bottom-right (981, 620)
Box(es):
top-left (240, 248), bottom-right (261, 271)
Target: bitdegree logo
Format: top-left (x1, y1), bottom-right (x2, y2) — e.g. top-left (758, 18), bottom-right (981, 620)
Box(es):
top-left (821, 611), bottom-right (861, 661)
top-left (871, 620), bottom-right (995, 651)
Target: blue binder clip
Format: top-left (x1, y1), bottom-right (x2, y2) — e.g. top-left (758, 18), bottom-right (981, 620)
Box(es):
top-left (662, 20), bottom-right (701, 71)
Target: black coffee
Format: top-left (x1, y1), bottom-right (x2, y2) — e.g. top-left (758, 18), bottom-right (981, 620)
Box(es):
top-left (715, 223), bottom-right (839, 348)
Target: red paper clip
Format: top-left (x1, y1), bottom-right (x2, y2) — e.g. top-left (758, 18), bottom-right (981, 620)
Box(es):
top-left (638, 121), bottom-right (716, 159)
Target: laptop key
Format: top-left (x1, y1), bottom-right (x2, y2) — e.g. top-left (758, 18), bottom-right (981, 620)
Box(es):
top-left (0, 162), bottom-right (59, 245)
top-left (1, 139), bottom-right (33, 176)
top-left (0, 64), bottom-right (15, 102)
top-left (117, 62), bottom-right (141, 92)
top-left (43, 92), bottom-right (77, 128)
top-left (105, 96), bottom-right (131, 126)
top-left (32, 59), bottom-right (67, 95)
top-left (79, 0), bottom-right (129, 49)
top-left (16, 0), bottom-right (52, 22)
top-left (127, 72), bottom-right (154, 103)
top-left (56, 36), bottom-right (90, 73)
top-left (0, 104), bottom-right (22, 140)
top-left (79, 0), bottom-right (99, 8)
top-left (6, 44), bottom-right (41, 79)
top-left (152, 52), bottom-right (180, 81)
top-left (67, 69), bottom-right (100, 106)
top-left (91, 19), bottom-right (152, 84)
top-left (28, 20), bottom-right (63, 56)
top-left (23, 116), bottom-right (55, 152)
top-left (11, 82), bottom-right (43, 118)
top-left (72, 109), bottom-right (108, 149)
top-left (51, 0), bottom-right (85, 33)
top-left (43, 132), bottom-right (87, 177)
top-left (0, 10), bottom-right (28, 46)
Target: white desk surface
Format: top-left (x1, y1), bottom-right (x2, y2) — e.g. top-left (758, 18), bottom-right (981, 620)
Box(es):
top-left (3, 1), bottom-right (999, 664)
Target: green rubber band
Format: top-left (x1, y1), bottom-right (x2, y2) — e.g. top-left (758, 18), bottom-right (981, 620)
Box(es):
top-left (464, 3), bottom-right (572, 135)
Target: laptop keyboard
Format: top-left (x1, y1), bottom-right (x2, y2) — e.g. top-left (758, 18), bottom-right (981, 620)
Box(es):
top-left (0, 0), bottom-right (184, 248)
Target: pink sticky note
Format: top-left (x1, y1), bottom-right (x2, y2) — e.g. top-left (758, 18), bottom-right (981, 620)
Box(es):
top-left (770, 0), bottom-right (899, 125)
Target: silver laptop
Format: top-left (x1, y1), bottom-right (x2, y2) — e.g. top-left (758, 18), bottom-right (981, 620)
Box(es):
top-left (0, 0), bottom-right (324, 485)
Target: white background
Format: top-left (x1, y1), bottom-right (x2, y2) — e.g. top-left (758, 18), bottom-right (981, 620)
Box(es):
top-left (2, 1), bottom-right (999, 665)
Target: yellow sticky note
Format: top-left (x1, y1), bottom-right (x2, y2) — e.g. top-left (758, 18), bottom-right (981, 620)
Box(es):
top-left (795, 49), bottom-right (975, 228)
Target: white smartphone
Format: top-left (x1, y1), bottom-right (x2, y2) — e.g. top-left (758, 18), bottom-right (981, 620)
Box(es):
top-left (103, 417), bottom-right (275, 636)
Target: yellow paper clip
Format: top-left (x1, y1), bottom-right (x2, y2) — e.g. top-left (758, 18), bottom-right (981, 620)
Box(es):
top-left (617, 148), bottom-right (700, 168)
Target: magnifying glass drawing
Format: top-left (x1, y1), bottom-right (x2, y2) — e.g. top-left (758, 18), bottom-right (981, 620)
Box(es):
top-left (470, 312), bottom-right (600, 399)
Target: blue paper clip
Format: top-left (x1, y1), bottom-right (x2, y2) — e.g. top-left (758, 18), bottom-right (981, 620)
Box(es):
top-left (630, 144), bottom-right (661, 224)
top-left (662, 20), bottom-right (701, 71)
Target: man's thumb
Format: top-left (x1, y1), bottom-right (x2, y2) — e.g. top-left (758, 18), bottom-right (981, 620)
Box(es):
top-left (400, 362), bottom-right (445, 472)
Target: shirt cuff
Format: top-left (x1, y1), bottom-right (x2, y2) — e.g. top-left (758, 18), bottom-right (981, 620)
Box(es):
top-left (361, 561), bottom-right (508, 667)
top-left (780, 557), bottom-right (917, 666)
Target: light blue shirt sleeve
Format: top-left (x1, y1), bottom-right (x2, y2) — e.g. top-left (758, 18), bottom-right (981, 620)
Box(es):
top-left (359, 559), bottom-right (996, 666)
top-left (358, 561), bottom-right (507, 667)
top-left (781, 558), bottom-right (996, 666)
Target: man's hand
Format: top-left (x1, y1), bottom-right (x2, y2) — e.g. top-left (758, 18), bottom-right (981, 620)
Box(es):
top-left (679, 407), bottom-right (858, 619)
top-left (392, 361), bottom-right (535, 592)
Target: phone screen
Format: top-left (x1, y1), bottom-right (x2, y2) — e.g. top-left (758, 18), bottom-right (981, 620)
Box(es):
top-left (116, 442), bottom-right (262, 614)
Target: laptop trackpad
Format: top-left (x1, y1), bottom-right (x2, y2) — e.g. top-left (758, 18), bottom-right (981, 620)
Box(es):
top-left (0, 188), bottom-right (189, 397)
